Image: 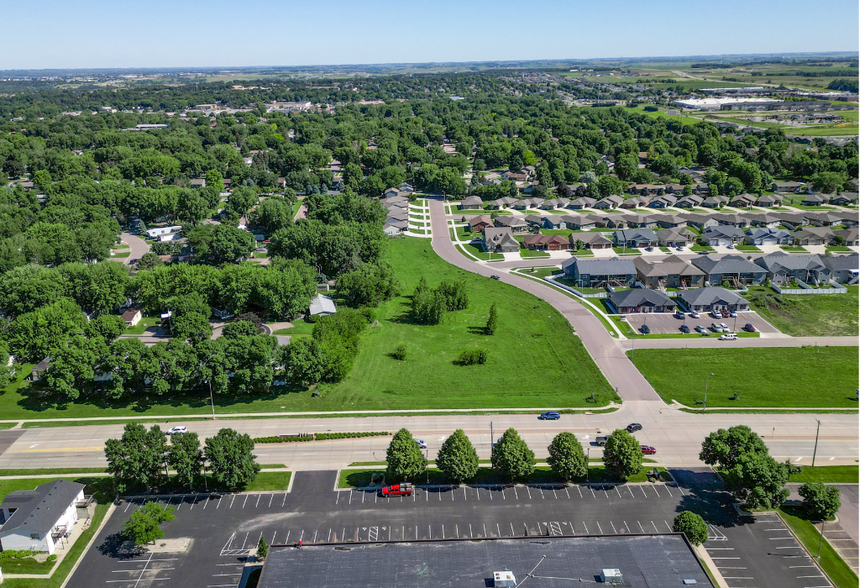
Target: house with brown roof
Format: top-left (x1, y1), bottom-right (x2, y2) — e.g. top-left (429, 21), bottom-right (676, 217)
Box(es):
top-left (656, 227), bottom-right (696, 247)
top-left (482, 227), bottom-right (519, 253)
top-left (634, 255), bottom-right (705, 289)
top-left (772, 181), bottom-right (806, 193)
top-left (793, 227), bottom-right (834, 246)
top-left (468, 215), bottom-right (494, 233)
top-left (121, 308), bottom-right (142, 327)
top-left (493, 215), bottom-right (529, 233)
top-left (594, 195), bottom-right (624, 210)
top-left (571, 231), bottom-right (612, 250)
top-left (522, 234), bottom-right (569, 251)
top-left (459, 196), bottom-right (484, 210)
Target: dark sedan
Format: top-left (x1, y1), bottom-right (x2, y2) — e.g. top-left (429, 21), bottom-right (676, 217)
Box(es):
top-left (626, 423), bottom-right (642, 433)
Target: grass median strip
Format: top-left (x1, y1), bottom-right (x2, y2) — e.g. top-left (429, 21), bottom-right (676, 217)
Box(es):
top-left (789, 465), bottom-right (859, 484)
top-left (779, 507), bottom-right (858, 588)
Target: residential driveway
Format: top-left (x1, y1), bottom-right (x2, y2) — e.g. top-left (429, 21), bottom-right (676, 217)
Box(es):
top-left (620, 310), bottom-right (778, 336)
top-left (115, 231), bottom-right (150, 265)
top-left (429, 198), bottom-right (662, 402)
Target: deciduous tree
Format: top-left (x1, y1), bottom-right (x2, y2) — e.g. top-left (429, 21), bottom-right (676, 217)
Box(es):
top-left (386, 428), bottom-right (426, 482)
top-left (204, 428), bottom-right (260, 491)
top-left (547, 432), bottom-right (587, 481)
top-left (491, 428), bottom-right (535, 482)
top-left (436, 429), bottom-right (479, 483)
top-left (602, 429), bottom-right (642, 480)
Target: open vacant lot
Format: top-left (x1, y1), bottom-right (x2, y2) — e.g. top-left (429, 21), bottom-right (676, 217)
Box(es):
top-left (631, 347), bottom-right (859, 408)
top-left (746, 286), bottom-right (859, 337)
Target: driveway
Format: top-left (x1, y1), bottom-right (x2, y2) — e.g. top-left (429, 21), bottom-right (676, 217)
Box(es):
top-left (116, 231), bottom-right (150, 265)
top-left (429, 198), bottom-right (662, 402)
top-left (620, 310), bottom-right (778, 337)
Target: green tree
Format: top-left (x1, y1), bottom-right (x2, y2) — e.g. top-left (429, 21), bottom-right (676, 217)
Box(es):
top-left (602, 429), bottom-right (642, 480)
top-left (136, 252), bottom-right (164, 271)
top-left (335, 262), bottom-right (400, 307)
top-left (84, 314), bottom-right (127, 343)
top-left (810, 171), bottom-right (847, 194)
top-left (485, 303), bottom-right (498, 335)
top-left (252, 196), bottom-right (294, 237)
top-left (491, 428), bottom-right (535, 482)
top-left (44, 335), bottom-right (107, 400)
top-left (386, 428), bottom-right (426, 482)
top-left (798, 482), bottom-right (841, 521)
top-left (204, 428), bottom-right (260, 491)
top-left (257, 535), bottom-right (269, 559)
top-left (547, 432), bottom-right (587, 481)
top-left (6, 297), bottom-right (87, 362)
top-left (436, 429), bottom-right (479, 483)
top-left (725, 453), bottom-right (791, 510)
top-left (104, 424), bottom-right (168, 494)
top-left (186, 224), bottom-right (255, 265)
top-left (700, 425), bottom-right (768, 471)
top-left (673, 511), bottom-right (708, 546)
top-left (123, 502), bottom-right (175, 546)
top-left (167, 432), bottom-right (204, 492)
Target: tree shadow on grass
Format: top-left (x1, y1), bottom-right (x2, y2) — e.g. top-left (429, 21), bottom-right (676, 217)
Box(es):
top-left (466, 326), bottom-right (491, 336)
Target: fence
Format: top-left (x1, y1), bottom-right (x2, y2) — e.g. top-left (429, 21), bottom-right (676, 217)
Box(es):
top-left (771, 279), bottom-right (846, 295)
top-left (545, 276), bottom-right (608, 298)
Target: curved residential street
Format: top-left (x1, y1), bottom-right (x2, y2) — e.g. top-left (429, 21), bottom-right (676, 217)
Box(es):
top-left (117, 231), bottom-right (150, 265)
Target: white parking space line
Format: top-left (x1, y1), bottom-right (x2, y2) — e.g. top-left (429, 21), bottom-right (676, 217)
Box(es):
top-left (242, 495), bottom-right (248, 508)
top-left (256, 495), bottom-right (261, 508)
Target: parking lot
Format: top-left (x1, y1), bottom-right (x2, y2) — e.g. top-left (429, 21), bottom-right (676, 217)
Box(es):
top-left (67, 470), bottom-right (832, 588)
top-left (622, 310), bottom-right (778, 336)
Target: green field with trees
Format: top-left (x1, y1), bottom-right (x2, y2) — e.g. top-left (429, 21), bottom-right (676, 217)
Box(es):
top-left (632, 347), bottom-right (858, 408)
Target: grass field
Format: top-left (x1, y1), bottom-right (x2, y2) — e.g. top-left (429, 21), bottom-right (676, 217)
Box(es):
top-left (459, 242), bottom-right (503, 261)
top-left (124, 316), bottom-right (160, 335)
top-left (746, 286), bottom-right (858, 337)
top-left (790, 465), bottom-right (858, 484)
top-left (779, 507), bottom-right (858, 588)
top-left (631, 347), bottom-right (859, 408)
top-left (0, 238), bottom-right (615, 419)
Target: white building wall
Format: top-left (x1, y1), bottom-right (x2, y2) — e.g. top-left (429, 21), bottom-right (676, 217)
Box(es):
top-left (0, 489), bottom-right (83, 554)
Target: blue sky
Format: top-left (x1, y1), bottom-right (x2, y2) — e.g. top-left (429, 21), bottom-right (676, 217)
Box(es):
top-left (4, 0), bottom-right (858, 69)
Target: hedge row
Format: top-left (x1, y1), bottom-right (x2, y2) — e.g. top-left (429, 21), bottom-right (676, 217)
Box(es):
top-left (253, 431), bottom-right (391, 444)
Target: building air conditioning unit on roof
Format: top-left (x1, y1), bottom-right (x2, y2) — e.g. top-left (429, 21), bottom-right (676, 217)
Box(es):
top-left (600, 568), bottom-right (623, 584)
top-left (492, 571), bottom-right (516, 587)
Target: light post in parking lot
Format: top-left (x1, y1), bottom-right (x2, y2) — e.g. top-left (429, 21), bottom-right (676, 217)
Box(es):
top-left (811, 419), bottom-right (823, 467)
top-left (702, 372), bottom-right (715, 413)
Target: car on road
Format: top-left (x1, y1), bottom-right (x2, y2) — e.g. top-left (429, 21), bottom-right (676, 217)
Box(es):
top-left (538, 411), bottom-right (561, 420)
top-left (626, 423), bottom-right (642, 433)
top-left (743, 323), bottom-right (756, 332)
top-left (689, 311), bottom-right (700, 319)
top-left (167, 426), bottom-right (187, 435)
top-left (595, 436), bottom-right (608, 446)
top-left (490, 275), bottom-right (501, 280)
top-left (381, 483), bottom-right (413, 497)
top-left (640, 445), bottom-right (656, 455)
top-left (415, 439), bottom-right (428, 449)
top-left (718, 333), bottom-right (738, 341)
top-left (679, 325), bottom-right (690, 334)
top-left (640, 324), bottom-right (651, 334)
top-left (697, 250), bottom-right (710, 254)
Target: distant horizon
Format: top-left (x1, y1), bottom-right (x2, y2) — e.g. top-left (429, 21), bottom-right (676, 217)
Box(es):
top-left (0, 50), bottom-right (857, 75)
top-left (2, 0), bottom-right (857, 70)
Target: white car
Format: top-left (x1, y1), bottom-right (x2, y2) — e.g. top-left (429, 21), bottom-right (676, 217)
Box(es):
top-left (719, 323), bottom-right (729, 332)
top-left (415, 439), bottom-right (428, 449)
top-left (689, 311), bottom-right (700, 319)
top-left (719, 333), bottom-right (738, 341)
top-left (167, 426), bottom-right (187, 435)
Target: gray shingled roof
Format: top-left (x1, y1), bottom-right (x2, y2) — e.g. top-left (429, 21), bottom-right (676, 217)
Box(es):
top-left (0, 480), bottom-right (84, 536)
top-left (702, 226), bottom-right (745, 239)
top-left (755, 252), bottom-right (827, 273)
top-left (692, 255), bottom-right (766, 275)
top-left (678, 287), bottom-right (749, 307)
top-left (609, 288), bottom-right (675, 307)
top-left (562, 257), bottom-right (636, 275)
top-left (823, 253), bottom-right (859, 271)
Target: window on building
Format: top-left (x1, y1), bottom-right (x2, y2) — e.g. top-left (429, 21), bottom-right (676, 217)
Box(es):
top-left (30, 533), bottom-right (40, 540)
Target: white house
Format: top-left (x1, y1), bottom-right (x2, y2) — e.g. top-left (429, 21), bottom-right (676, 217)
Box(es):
top-left (121, 308), bottom-right (142, 327)
top-left (309, 294), bottom-right (337, 316)
top-left (146, 226), bottom-right (182, 239)
top-left (0, 480), bottom-right (86, 554)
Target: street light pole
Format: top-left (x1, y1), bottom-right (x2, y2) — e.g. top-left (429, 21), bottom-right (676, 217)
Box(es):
top-left (208, 379), bottom-right (216, 420)
top-left (817, 520), bottom-right (825, 558)
top-left (811, 419), bottom-right (822, 467)
top-left (703, 372), bottom-right (714, 413)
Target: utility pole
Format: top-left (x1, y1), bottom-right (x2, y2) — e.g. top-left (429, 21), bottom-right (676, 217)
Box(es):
top-left (817, 520), bottom-right (825, 558)
top-left (811, 419), bottom-right (822, 467)
top-left (208, 378), bottom-right (216, 420)
top-left (703, 372), bottom-right (714, 413)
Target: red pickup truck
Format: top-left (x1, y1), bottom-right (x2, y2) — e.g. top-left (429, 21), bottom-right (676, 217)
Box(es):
top-left (381, 483), bottom-right (414, 497)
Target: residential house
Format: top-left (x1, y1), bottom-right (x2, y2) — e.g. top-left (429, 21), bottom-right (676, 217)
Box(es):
top-left (730, 193), bottom-right (756, 208)
top-left (189, 178), bottom-right (206, 188)
top-left (677, 287), bottom-right (750, 313)
top-left (540, 198), bottom-right (570, 210)
top-left (522, 234), bottom-right (569, 251)
top-left (681, 214), bottom-right (719, 230)
top-left (514, 197), bottom-right (544, 210)
top-left (501, 171), bottom-right (528, 182)
top-left (772, 181), bottom-right (806, 193)
top-left (776, 213), bottom-right (809, 230)
top-left (384, 219), bottom-right (408, 233)
top-left (568, 197), bottom-right (596, 210)
top-left (28, 357), bottom-right (51, 382)
top-left (489, 197), bottom-right (519, 210)
top-left (656, 227), bottom-right (696, 247)
top-left (459, 196), bottom-right (483, 210)
top-left (649, 194), bottom-right (677, 209)
top-left (608, 289), bottom-right (676, 314)
top-left (634, 255), bottom-right (705, 289)
top-left (625, 214), bottom-right (659, 229)
top-left (833, 228), bottom-right (859, 246)
top-left (605, 216), bottom-right (630, 229)
top-left (701, 195), bottom-right (728, 208)
top-left (482, 227), bottom-right (519, 253)
top-left (793, 227), bottom-right (834, 246)
top-left (714, 213), bottom-right (750, 228)
top-left (561, 215), bottom-right (596, 231)
top-left (620, 196), bottom-right (649, 209)
top-left (494, 216), bottom-right (529, 233)
top-left (0, 480), bottom-right (86, 555)
top-left (146, 226), bottom-right (182, 239)
top-left (805, 212), bottom-right (843, 227)
top-left (571, 231), bottom-right (612, 250)
top-left (831, 192), bottom-right (858, 206)
top-left (613, 229), bottom-right (658, 248)
top-left (655, 214), bottom-right (688, 229)
top-left (823, 254), bottom-right (859, 284)
top-left (468, 215), bottom-right (494, 233)
top-left (675, 194), bottom-right (703, 209)
top-left (701, 225), bottom-right (746, 246)
top-left (629, 184), bottom-right (666, 196)
top-left (691, 255), bottom-right (767, 287)
top-left (524, 214), bottom-right (545, 229)
top-left (746, 213), bottom-right (781, 228)
top-left (755, 252), bottom-right (831, 286)
top-left (744, 227), bottom-right (793, 246)
top-left (309, 294), bottom-right (337, 316)
top-left (802, 194), bottom-right (831, 206)
top-left (560, 257), bottom-right (637, 288)
top-left (540, 215), bottom-right (566, 230)
top-left (121, 308), bottom-right (142, 327)
top-left (594, 195), bottom-right (624, 210)
top-left (755, 194), bottom-right (783, 207)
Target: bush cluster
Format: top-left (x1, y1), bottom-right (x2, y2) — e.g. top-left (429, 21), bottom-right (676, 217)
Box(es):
top-left (253, 431), bottom-right (390, 444)
top-left (455, 348), bottom-right (488, 366)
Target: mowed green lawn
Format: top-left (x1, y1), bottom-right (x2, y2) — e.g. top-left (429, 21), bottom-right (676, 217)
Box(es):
top-left (631, 347), bottom-right (858, 408)
top-left (321, 238), bottom-right (616, 408)
top-left (747, 286), bottom-right (858, 337)
top-left (0, 238), bottom-right (615, 420)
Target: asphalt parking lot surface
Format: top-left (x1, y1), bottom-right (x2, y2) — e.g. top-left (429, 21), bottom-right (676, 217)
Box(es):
top-left (68, 469), bottom-right (832, 588)
top-left (622, 310), bottom-right (777, 336)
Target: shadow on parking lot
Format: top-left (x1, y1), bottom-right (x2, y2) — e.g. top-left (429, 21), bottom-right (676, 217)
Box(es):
top-left (97, 532), bottom-right (146, 560)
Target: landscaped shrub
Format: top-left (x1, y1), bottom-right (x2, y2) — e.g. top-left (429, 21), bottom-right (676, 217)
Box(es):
top-left (391, 344), bottom-right (407, 361)
top-left (253, 431), bottom-right (391, 444)
top-left (455, 348), bottom-right (488, 366)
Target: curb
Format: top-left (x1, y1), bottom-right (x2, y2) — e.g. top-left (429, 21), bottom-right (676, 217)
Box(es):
top-left (59, 502), bottom-right (116, 588)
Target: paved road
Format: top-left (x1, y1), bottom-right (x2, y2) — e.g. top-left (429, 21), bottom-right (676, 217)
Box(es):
top-left (117, 231), bottom-right (150, 265)
top-left (430, 199), bottom-right (662, 402)
top-left (3, 403), bottom-right (856, 471)
top-left (618, 336), bottom-right (859, 350)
